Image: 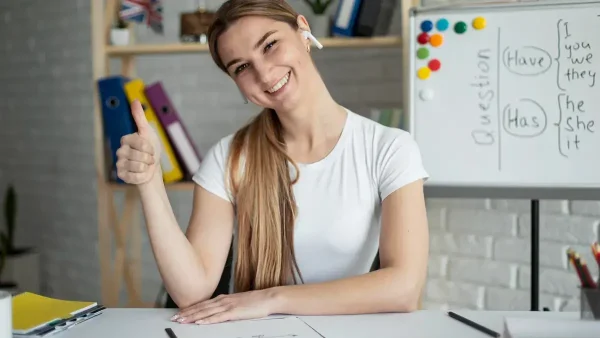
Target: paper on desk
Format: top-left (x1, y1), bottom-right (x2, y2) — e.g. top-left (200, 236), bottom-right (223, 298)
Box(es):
top-left (502, 316), bottom-right (600, 338)
top-left (169, 316), bottom-right (325, 338)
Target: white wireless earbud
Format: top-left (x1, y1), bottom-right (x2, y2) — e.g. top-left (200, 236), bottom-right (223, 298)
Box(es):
top-left (302, 30), bottom-right (323, 50)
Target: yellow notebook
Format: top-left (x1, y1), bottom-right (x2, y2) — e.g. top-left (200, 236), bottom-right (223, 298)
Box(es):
top-left (124, 78), bottom-right (184, 183)
top-left (12, 292), bottom-right (101, 334)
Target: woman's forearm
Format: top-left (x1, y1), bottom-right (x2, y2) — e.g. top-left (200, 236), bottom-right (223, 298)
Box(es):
top-left (269, 267), bottom-right (421, 316)
top-left (137, 172), bottom-right (212, 306)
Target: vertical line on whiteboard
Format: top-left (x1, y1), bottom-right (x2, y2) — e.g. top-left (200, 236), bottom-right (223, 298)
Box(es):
top-left (497, 27), bottom-right (502, 171)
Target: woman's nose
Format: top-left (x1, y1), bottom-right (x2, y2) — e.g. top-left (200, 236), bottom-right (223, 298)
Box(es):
top-left (253, 62), bottom-right (273, 88)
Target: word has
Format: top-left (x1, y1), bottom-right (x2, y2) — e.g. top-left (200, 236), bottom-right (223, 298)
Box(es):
top-left (502, 99), bottom-right (547, 138)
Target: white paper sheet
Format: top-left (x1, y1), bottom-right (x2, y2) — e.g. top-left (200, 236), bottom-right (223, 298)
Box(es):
top-left (0, 291), bottom-right (11, 338)
top-left (168, 316), bottom-right (325, 338)
top-left (502, 316), bottom-right (600, 338)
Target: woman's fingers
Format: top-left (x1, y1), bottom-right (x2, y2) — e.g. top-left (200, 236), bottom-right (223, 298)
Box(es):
top-left (116, 145), bottom-right (155, 165)
top-left (178, 304), bottom-right (230, 324)
top-left (115, 133), bottom-right (157, 185)
top-left (116, 159), bottom-right (148, 173)
top-left (121, 133), bottom-right (155, 155)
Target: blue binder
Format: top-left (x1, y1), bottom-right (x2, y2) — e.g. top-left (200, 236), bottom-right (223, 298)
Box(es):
top-left (331, 0), bottom-right (363, 37)
top-left (97, 75), bottom-right (136, 184)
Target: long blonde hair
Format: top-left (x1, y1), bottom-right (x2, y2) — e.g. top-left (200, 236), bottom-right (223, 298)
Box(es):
top-left (207, 0), bottom-right (304, 293)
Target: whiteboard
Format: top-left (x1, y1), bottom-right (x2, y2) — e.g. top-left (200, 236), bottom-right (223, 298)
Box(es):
top-left (408, 0), bottom-right (600, 191)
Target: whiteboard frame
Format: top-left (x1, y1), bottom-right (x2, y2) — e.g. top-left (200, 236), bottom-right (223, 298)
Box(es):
top-left (407, 0), bottom-right (600, 200)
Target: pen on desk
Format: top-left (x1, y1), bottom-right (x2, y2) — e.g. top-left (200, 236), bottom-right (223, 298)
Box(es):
top-left (165, 328), bottom-right (178, 338)
top-left (447, 311), bottom-right (500, 338)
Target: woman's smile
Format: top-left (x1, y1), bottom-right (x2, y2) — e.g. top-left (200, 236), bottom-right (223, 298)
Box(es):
top-left (265, 71), bottom-right (292, 98)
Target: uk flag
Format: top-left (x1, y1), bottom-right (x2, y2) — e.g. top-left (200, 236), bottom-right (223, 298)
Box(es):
top-left (119, 0), bottom-right (164, 33)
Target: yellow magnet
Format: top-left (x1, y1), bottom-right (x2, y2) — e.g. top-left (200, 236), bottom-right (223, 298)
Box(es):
top-left (473, 16), bottom-right (486, 30)
top-left (417, 67), bottom-right (431, 80)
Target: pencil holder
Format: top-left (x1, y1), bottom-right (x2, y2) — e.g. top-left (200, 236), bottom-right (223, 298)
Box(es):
top-left (580, 287), bottom-right (600, 320)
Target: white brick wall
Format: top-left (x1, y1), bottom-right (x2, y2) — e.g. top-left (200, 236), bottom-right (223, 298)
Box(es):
top-left (424, 198), bottom-right (600, 311)
top-left (1, 0), bottom-right (598, 313)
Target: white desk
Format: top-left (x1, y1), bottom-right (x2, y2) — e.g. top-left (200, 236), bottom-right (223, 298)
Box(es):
top-left (54, 308), bottom-right (593, 338)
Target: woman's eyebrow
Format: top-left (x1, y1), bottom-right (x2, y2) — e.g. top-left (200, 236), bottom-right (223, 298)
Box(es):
top-left (253, 30), bottom-right (277, 49)
top-left (225, 30), bottom-right (278, 70)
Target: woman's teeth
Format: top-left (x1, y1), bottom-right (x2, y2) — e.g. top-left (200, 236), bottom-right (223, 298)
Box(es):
top-left (268, 72), bottom-right (290, 93)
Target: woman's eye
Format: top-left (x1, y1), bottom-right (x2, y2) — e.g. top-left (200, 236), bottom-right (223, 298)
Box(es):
top-left (264, 40), bottom-right (277, 52)
top-left (235, 64), bottom-right (248, 74)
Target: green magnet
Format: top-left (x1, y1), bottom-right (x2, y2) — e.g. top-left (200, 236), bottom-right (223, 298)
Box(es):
top-left (454, 21), bottom-right (467, 34)
top-left (417, 47), bottom-right (429, 59)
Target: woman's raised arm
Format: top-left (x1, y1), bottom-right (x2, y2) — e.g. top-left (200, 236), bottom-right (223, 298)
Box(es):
top-left (117, 100), bottom-right (234, 308)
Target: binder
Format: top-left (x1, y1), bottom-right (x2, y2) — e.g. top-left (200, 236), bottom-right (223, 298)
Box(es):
top-left (332, 0), bottom-right (363, 37)
top-left (11, 292), bottom-right (105, 337)
top-left (354, 0), bottom-right (383, 36)
top-left (145, 81), bottom-right (202, 178)
top-left (96, 75), bottom-right (136, 184)
top-left (123, 78), bottom-right (184, 183)
top-left (353, 0), bottom-right (396, 37)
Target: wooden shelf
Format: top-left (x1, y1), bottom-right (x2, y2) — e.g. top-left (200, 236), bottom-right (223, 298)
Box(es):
top-left (106, 36), bottom-right (402, 57)
top-left (109, 182), bottom-right (195, 192)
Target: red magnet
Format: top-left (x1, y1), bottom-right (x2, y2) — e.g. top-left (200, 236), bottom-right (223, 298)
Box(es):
top-left (417, 32), bottom-right (430, 45)
top-left (428, 59), bottom-right (441, 71)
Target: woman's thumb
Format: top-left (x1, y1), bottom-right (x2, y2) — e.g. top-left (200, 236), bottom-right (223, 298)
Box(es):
top-left (131, 100), bottom-right (150, 136)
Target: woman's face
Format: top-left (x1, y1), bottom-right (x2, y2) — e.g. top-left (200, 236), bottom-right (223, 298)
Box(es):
top-left (217, 15), bottom-right (313, 113)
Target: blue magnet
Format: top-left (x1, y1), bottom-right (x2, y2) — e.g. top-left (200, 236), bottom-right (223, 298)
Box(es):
top-left (436, 18), bottom-right (449, 32)
top-left (420, 20), bottom-right (434, 32)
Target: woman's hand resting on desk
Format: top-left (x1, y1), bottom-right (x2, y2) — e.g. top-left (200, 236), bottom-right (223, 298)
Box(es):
top-left (116, 100), bottom-right (161, 185)
top-left (171, 289), bottom-right (277, 325)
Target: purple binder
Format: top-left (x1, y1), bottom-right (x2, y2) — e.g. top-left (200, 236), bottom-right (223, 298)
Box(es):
top-left (144, 82), bottom-right (202, 176)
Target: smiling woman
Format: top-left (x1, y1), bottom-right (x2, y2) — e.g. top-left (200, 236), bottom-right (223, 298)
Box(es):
top-left (114, 0), bottom-right (430, 326)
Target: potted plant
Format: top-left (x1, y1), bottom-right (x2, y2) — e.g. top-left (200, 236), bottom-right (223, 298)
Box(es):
top-left (110, 18), bottom-right (130, 46)
top-left (0, 185), bottom-right (39, 294)
top-left (303, 0), bottom-right (334, 37)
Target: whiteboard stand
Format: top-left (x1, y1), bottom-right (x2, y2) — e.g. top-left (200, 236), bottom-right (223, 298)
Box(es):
top-left (531, 200), bottom-right (539, 311)
top-left (409, 0), bottom-right (600, 312)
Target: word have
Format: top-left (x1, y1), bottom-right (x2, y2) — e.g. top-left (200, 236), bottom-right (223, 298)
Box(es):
top-left (502, 45), bottom-right (552, 76)
top-left (470, 48), bottom-right (496, 145)
top-left (561, 21), bottom-right (596, 87)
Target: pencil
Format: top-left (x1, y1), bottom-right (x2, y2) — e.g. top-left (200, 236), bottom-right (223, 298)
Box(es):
top-left (567, 248), bottom-right (586, 287)
top-left (448, 311), bottom-right (500, 337)
top-left (580, 259), bottom-right (597, 289)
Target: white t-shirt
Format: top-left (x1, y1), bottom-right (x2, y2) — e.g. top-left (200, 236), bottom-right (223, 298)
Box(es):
top-left (192, 108), bottom-right (429, 288)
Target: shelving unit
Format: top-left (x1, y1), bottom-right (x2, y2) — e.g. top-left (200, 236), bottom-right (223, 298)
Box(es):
top-left (90, 0), bottom-right (416, 308)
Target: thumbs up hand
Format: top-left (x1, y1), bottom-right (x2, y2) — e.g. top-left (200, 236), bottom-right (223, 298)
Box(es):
top-left (116, 100), bottom-right (161, 185)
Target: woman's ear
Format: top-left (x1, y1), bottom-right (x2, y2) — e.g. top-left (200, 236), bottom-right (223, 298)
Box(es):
top-left (296, 15), bottom-right (319, 50)
top-left (296, 14), bottom-right (310, 32)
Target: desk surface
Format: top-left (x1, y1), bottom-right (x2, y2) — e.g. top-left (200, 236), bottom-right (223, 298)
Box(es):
top-left (55, 308), bottom-right (589, 338)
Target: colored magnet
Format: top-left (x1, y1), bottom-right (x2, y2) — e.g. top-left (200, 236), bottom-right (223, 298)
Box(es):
top-left (417, 32), bottom-right (429, 44)
top-left (436, 18), bottom-right (449, 31)
top-left (473, 16), bottom-right (486, 30)
top-left (428, 59), bottom-right (441, 71)
top-left (430, 34), bottom-right (443, 47)
top-left (417, 47), bottom-right (429, 59)
top-left (454, 21), bottom-right (467, 34)
top-left (419, 89), bottom-right (434, 101)
top-left (420, 20), bottom-right (434, 32)
top-left (417, 67), bottom-right (431, 80)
